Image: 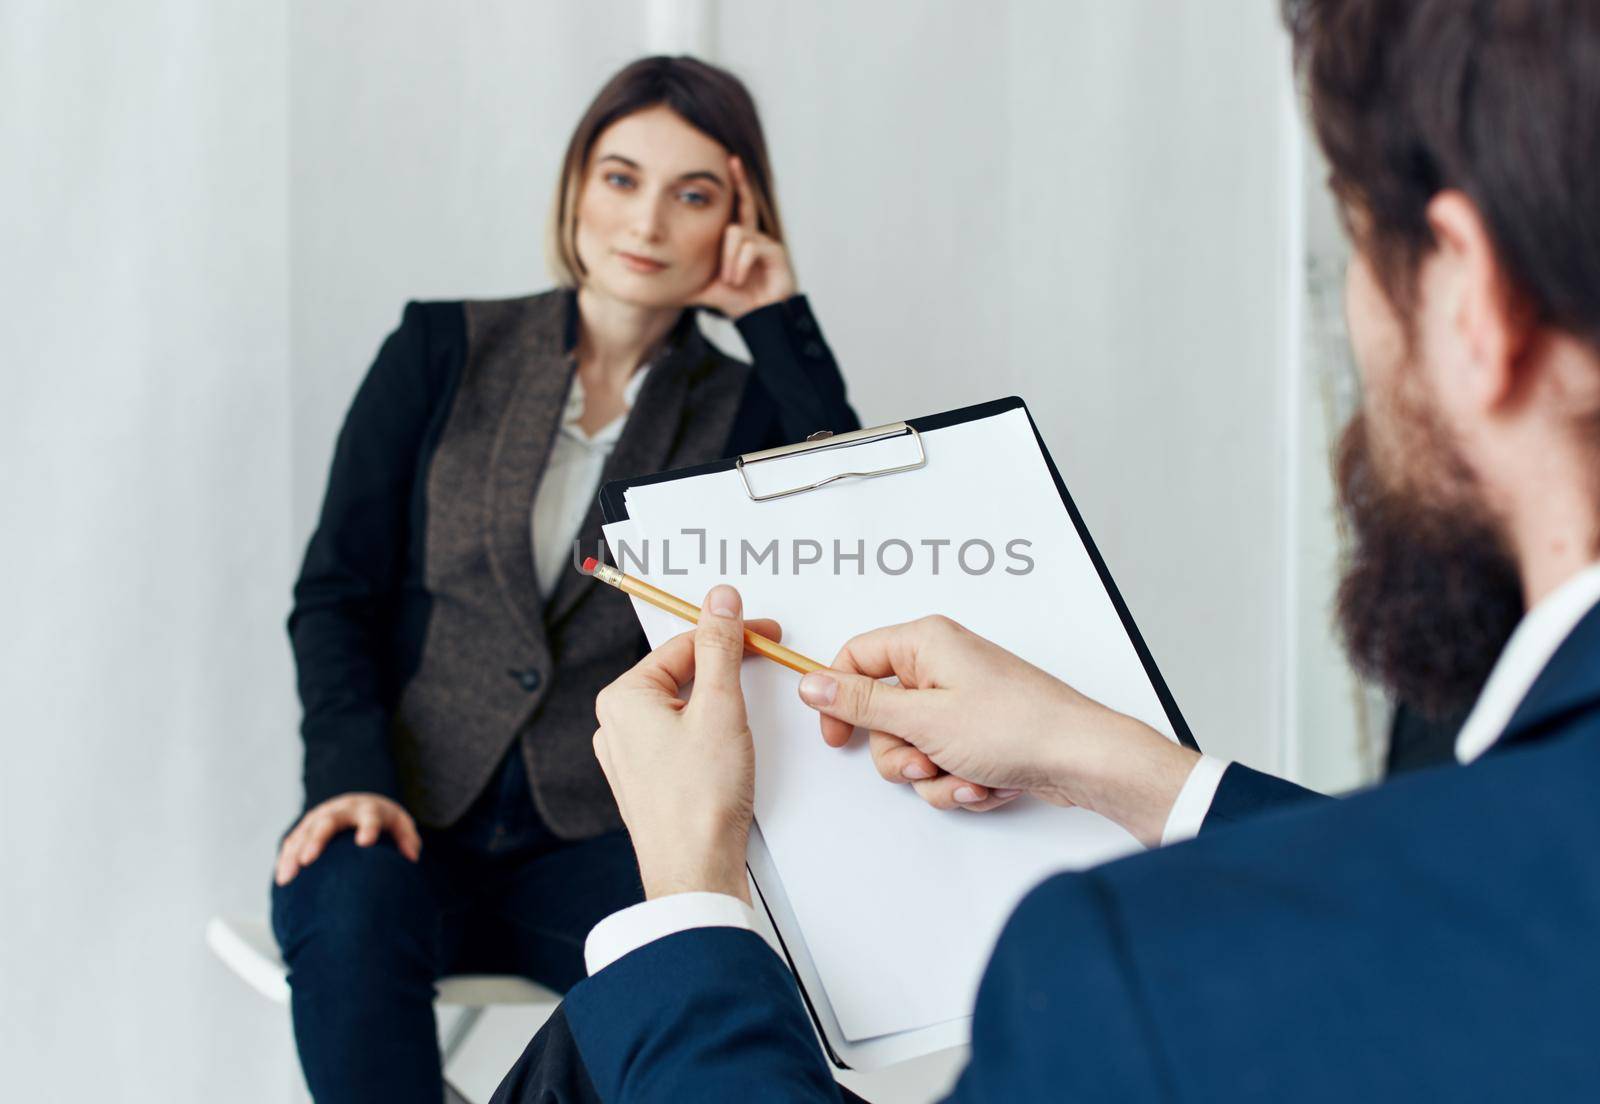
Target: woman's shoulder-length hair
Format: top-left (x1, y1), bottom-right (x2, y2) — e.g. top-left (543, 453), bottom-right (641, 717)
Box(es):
top-left (546, 55), bottom-right (786, 287)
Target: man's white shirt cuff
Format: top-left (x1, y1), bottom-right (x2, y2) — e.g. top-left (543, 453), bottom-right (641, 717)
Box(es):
top-left (585, 760), bottom-right (1231, 976)
top-left (584, 891), bottom-right (761, 976)
top-left (1159, 754), bottom-right (1231, 846)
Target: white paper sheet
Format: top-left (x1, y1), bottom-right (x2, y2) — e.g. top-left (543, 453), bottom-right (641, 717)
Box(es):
top-left (603, 407), bottom-right (1177, 1044)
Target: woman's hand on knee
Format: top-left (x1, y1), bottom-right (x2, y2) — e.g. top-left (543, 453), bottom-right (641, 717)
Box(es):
top-left (274, 792), bottom-right (422, 886)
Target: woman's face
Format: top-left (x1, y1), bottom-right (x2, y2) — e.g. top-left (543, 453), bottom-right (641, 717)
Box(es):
top-left (573, 105), bottom-right (734, 309)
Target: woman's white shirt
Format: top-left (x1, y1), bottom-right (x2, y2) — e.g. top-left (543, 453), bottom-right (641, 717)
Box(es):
top-left (529, 365), bottom-right (652, 598)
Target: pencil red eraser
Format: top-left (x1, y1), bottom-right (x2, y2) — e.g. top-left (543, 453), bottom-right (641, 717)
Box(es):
top-left (582, 556), bottom-right (599, 574)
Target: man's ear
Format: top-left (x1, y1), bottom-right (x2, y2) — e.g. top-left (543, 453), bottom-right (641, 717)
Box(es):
top-left (1424, 190), bottom-right (1536, 411)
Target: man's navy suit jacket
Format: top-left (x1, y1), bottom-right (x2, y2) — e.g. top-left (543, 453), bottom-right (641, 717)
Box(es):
top-left (557, 605), bottom-right (1600, 1101)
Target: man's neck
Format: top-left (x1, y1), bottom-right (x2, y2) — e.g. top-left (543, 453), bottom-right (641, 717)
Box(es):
top-left (1512, 495), bottom-right (1598, 609)
top-left (1481, 332), bottom-right (1600, 609)
top-left (1497, 429), bottom-right (1599, 610)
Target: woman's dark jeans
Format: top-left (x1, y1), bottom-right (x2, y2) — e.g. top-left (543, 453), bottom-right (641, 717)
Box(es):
top-left (270, 750), bottom-right (643, 1104)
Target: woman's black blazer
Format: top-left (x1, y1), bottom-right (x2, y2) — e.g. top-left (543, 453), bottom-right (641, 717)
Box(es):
top-left (289, 290), bottom-right (859, 834)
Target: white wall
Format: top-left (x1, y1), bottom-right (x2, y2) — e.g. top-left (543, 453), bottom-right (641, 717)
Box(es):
top-left (1, 1), bottom-right (300, 1100)
top-left (289, 8), bottom-right (1328, 1097)
top-left (292, 0), bottom-right (1309, 780)
top-left (4, 1), bottom-right (1364, 1100)
top-left (288, 0), bottom-right (658, 539)
top-left (719, 1), bottom-right (1300, 785)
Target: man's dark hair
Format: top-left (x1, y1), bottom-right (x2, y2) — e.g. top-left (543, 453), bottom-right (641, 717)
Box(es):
top-left (1285, 0), bottom-right (1600, 345)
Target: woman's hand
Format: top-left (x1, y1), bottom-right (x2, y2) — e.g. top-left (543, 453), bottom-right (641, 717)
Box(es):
top-left (273, 792), bottom-right (422, 886)
top-left (798, 616), bottom-right (1199, 846)
top-left (689, 155), bottom-right (797, 319)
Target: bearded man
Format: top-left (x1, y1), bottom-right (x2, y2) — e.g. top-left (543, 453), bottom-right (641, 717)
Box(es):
top-left (494, 1), bottom-right (1600, 1099)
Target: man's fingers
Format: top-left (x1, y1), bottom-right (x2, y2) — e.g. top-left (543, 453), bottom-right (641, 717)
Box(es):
top-left (592, 726), bottom-right (630, 824)
top-left (693, 585), bottom-right (748, 694)
top-left (830, 623), bottom-right (925, 681)
top-left (745, 617), bottom-right (782, 644)
top-left (958, 792), bottom-right (1022, 813)
top-left (807, 618), bottom-right (963, 748)
top-left (815, 711), bottom-right (855, 748)
top-left (605, 613), bottom-right (782, 716)
top-left (912, 775), bottom-right (990, 812)
top-left (868, 729), bottom-right (938, 783)
top-left (799, 667), bottom-right (917, 738)
top-left (615, 631), bottom-right (697, 699)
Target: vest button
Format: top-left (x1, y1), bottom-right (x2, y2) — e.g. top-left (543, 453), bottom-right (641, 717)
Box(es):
top-left (509, 668), bottom-right (542, 693)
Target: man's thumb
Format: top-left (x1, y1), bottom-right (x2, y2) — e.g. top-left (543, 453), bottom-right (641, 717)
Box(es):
top-left (798, 670), bottom-right (913, 735)
top-left (693, 585), bottom-right (747, 696)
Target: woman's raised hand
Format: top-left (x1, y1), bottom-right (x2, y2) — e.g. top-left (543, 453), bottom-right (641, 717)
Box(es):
top-left (273, 791), bottom-right (422, 885)
top-left (689, 155), bottom-right (797, 319)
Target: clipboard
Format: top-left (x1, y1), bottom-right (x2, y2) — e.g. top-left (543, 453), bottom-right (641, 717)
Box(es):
top-left (599, 395), bottom-right (1198, 1070)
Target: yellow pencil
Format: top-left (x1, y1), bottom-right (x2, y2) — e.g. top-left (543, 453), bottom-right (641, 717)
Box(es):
top-left (584, 557), bottom-right (824, 675)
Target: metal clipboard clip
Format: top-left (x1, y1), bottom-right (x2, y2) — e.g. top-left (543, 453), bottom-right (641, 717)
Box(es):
top-left (735, 421), bottom-right (927, 502)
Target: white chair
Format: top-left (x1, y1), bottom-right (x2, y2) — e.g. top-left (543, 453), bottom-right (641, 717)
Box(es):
top-left (206, 914), bottom-right (559, 1104)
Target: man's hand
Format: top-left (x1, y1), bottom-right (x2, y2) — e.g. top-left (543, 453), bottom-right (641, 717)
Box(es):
top-left (592, 585), bottom-right (780, 904)
top-left (274, 792), bottom-right (421, 886)
top-left (797, 616), bottom-right (1199, 847)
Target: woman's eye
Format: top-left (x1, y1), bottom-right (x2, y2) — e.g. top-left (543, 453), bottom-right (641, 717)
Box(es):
top-left (678, 190), bottom-right (711, 208)
top-left (604, 172), bottom-right (635, 189)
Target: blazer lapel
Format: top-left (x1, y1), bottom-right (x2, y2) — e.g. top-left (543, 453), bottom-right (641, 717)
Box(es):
top-left (542, 328), bottom-right (702, 628)
top-left (1494, 601), bottom-right (1600, 751)
top-left (485, 293), bottom-right (574, 648)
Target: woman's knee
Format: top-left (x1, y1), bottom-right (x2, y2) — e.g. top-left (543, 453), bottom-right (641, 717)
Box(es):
top-left (271, 832), bottom-right (437, 975)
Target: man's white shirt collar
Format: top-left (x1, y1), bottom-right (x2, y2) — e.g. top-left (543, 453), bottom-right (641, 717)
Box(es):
top-left (1454, 559), bottom-right (1600, 764)
top-left (1162, 557), bottom-right (1600, 848)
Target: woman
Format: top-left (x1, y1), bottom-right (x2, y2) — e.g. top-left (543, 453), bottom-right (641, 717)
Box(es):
top-left (271, 56), bottom-right (858, 1104)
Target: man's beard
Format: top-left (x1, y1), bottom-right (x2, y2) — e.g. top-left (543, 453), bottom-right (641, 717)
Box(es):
top-left (1334, 412), bottom-right (1524, 720)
